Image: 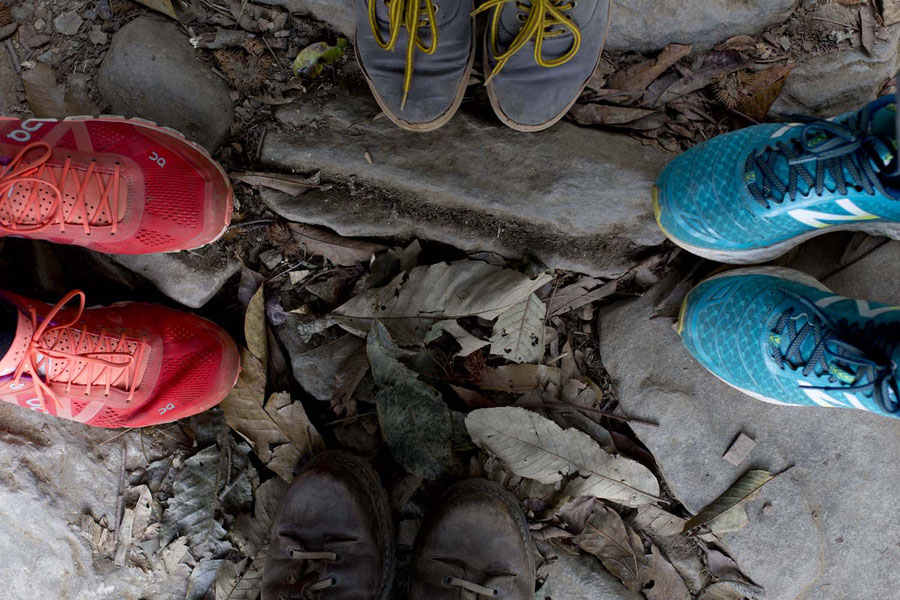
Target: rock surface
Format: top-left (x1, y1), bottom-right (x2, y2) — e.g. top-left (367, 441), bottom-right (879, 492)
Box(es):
top-left (92, 247), bottom-right (241, 309)
top-left (258, 0), bottom-right (796, 52)
top-left (261, 92), bottom-right (669, 278)
top-left (97, 17), bottom-right (234, 151)
top-left (0, 405), bottom-right (190, 600)
top-left (537, 546), bottom-right (643, 600)
top-left (599, 241), bottom-right (900, 600)
top-left (770, 6), bottom-right (900, 118)
top-left (606, 0), bottom-right (797, 52)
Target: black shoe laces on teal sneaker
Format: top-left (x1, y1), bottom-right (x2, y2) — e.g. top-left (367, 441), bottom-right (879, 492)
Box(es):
top-left (745, 98), bottom-right (897, 209)
top-left (769, 290), bottom-right (900, 413)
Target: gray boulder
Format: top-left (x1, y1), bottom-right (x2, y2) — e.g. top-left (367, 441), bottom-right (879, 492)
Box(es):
top-left (92, 248), bottom-right (240, 309)
top-left (261, 92), bottom-right (669, 278)
top-left (98, 17), bottom-right (234, 151)
top-left (770, 6), bottom-right (900, 118)
top-left (599, 241), bottom-right (900, 600)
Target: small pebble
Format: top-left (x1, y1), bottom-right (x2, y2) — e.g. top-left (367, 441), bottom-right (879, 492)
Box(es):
top-left (54, 11), bottom-right (84, 36)
top-left (89, 26), bottom-right (108, 45)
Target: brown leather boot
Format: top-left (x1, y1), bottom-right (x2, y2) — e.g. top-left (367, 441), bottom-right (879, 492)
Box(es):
top-left (261, 451), bottom-right (395, 600)
top-left (409, 480), bottom-right (535, 599)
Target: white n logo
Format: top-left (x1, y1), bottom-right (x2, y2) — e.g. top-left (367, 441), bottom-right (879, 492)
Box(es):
top-left (788, 199), bottom-right (878, 229)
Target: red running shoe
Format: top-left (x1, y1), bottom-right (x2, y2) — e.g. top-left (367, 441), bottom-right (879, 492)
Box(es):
top-left (0, 116), bottom-right (233, 254)
top-left (0, 290), bottom-right (240, 428)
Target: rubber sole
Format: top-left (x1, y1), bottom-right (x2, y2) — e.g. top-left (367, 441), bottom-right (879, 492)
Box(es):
top-left (484, 0), bottom-right (613, 133)
top-left (652, 185), bottom-right (900, 264)
top-left (20, 115), bottom-right (234, 253)
top-left (677, 265), bottom-right (833, 408)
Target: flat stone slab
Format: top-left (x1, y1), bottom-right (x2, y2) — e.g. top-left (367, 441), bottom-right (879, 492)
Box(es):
top-left (770, 4), bottom-right (900, 118)
top-left (260, 92), bottom-right (668, 278)
top-left (261, 0), bottom-right (796, 52)
top-left (0, 405), bottom-right (190, 599)
top-left (599, 241), bottom-right (900, 599)
top-left (90, 247), bottom-right (240, 309)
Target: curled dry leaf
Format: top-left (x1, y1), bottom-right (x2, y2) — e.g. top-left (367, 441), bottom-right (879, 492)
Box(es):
top-left (607, 43), bottom-right (693, 91)
top-left (735, 65), bottom-right (793, 122)
top-left (335, 260), bottom-right (551, 345)
top-left (548, 278), bottom-right (616, 317)
top-left (465, 407), bottom-right (660, 506)
top-left (569, 104), bottom-right (658, 127)
top-left (230, 171), bottom-right (323, 196)
top-left (426, 320), bottom-right (490, 357)
top-left (244, 286), bottom-right (267, 367)
top-left (683, 470), bottom-right (776, 533)
top-left (289, 223), bottom-right (388, 266)
top-left (477, 364), bottom-right (560, 393)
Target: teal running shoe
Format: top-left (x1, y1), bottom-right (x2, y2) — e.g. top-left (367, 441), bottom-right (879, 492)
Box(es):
top-left (654, 95), bottom-right (900, 263)
top-left (679, 267), bottom-right (900, 418)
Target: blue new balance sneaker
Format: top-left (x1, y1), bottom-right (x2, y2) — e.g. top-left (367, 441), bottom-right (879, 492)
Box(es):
top-left (679, 267), bottom-right (900, 418)
top-left (654, 95), bottom-right (900, 263)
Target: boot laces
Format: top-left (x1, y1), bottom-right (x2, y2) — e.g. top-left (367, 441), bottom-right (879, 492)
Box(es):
top-left (0, 142), bottom-right (123, 236)
top-left (10, 291), bottom-right (148, 411)
top-left (281, 548), bottom-right (342, 599)
top-left (745, 104), bottom-right (894, 208)
top-left (770, 291), bottom-right (900, 413)
top-left (474, 0), bottom-right (581, 83)
top-left (368, 0), bottom-right (440, 109)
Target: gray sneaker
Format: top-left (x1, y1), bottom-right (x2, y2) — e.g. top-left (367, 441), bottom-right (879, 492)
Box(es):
top-left (475, 0), bottom-right (611, 131)
top-left (355, 0), bottom-right (475, 131)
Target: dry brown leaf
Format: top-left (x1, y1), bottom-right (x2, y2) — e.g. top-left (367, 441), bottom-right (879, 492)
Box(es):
top-left (21, 64), bottom-right (97, 119)
top-left (466, 407), bottom-right (660, 506)
top-left (289, 223), bottom-right (387, 266)
top-left (489, 293), bottom-right (546, 364)
top-left (860, 3), bottom-right (876, 56)
top-left (548, 279), bottom-right (617, 317)
top-left (569, 104), bottom-right (657, 126)
top-left (220, 351), bottom-right (324, 480)
top-left (607, 43), bottom-right (693, 91)
top-left (426, 320), bottom-right (490, 357)
top-left (134, 0), bottom-right (179, 18)
top-left (631, 504), bottom-right (687, 537)
top-left (478, 364), bottom-right (560, 393)
top-left (244, 286), bottom-right (267, 367)
top-left (683, 470), bottom-right (776, 533)
top-left (736, 65), bottom-right (792, 121)
top-left (231, 171), bottom-right (323, 195)
top-left (575, 504), bottom-right (690, 598)
top-left (334, 260), bottom-right (551, 345)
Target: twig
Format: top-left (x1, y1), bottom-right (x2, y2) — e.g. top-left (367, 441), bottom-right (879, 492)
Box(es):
top-left (99, 427), bottom-right (133, 446)
top-left (113, 441), bottom-right (127, 533)
top-left (809, 16), bottom-right (858, 30)
top-left (5, 39), bottom-right (19, 73)
top-left (323, 412), bottom-right (378, 427)
top-left (217, 470), bottom-right (248, 502)
top-left (226, 217), bottom-right (275, 231)
top-left (517, 402), bottom-right (660, 428)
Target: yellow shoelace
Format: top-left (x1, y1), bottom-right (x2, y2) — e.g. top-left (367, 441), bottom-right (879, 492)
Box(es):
top-left (368, 0), bottom-right (439, 108)
top-left (474, 0), bottom-right (581, 83)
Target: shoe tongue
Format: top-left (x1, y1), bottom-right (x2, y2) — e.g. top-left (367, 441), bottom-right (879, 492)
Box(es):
top-left (0, 310), bottom-right (34, 377)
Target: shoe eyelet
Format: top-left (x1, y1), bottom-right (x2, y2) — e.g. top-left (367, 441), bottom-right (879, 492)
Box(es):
top-left (443, 576), bottom-right (453, 585)
top-left (516, 12), bottom-right (526, 22)
top-left (433, 3), bottom-right (439, 12)
top-left (333, 553), bottom-right (343, 562)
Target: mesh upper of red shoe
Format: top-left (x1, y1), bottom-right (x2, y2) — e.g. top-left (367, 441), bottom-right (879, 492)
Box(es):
top-left (0, 118), bottom-right (232, 254)
top-left (0, 291), bottom-right (239, 428)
